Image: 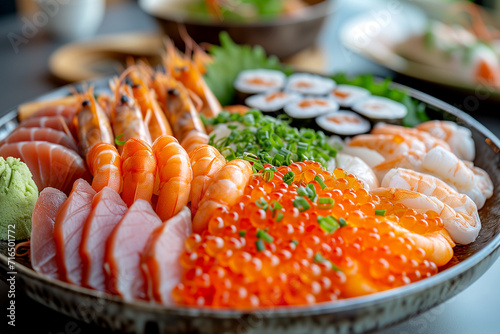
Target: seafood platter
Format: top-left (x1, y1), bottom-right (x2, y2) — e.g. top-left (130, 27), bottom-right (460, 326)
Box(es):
top-left (0, 35), bottom-right (499, 333)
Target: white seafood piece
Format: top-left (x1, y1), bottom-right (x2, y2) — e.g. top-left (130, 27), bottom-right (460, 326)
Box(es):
top-left (234, 69), bottom-right (286, 94)
top-left (335, 153), bottom-right (379, 190)
top-left (416, 120), bottom-right (475, 161)
top-left (341, 146), bottom-right (385, 169)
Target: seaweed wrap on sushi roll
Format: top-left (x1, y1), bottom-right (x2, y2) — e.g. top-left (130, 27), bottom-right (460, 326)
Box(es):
top-left (285, 73), bottom-right (336, 96)
top-left (245, 91), bottom-right (301, 116)
top-left (330, 84), bottom-right (371, 107)
top-left (316, 110), bottom-right (371, 137)
top-left (234, 69), bottom-right (286, 101)
top-left (284, 97), bottom-right (339, 119)
top-left (352, 96), bottom-right (407, 123)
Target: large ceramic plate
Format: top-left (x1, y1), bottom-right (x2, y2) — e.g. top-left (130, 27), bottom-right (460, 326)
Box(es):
top-left (339, 4), bottom-right (500, 99)
top-left (0, 76), bottom-right (500, 334)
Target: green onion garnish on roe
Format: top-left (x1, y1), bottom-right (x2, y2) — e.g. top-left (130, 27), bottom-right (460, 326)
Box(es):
top-left (256, 229), bottom-right (274, 243)
top-left (293, 196), bottom-right (310, 212)
top-left (282, 171), bottom-right (295, 185)
top-left (206, 110), bottom-right (337, 168)
top-left (255, 239), bottom-right (266, 252)
top-left (375, 209), bottom-right (387, 216)
top-left (314, 175), bottom-right (327, 190)
top-left (313, 252), bottom-right (342, 272)
top-left (239, 230), bottom-right (247, 237)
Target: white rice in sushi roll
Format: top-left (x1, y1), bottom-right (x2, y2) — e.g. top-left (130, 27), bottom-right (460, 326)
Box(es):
top-left (245, 91), bottom-right (301, 112)
top-left (352, 96), bottom-right (407, 121)
top-left (316, 110), bottom-right (371, 136)
top-left (285, 73), bottom-right (336, 95)
top-left (284, 97), bottom-right (339, 119)
top-left (329, 85), bottom-right (371, 107)
top-left (234, 69), bottom-right (286, 94)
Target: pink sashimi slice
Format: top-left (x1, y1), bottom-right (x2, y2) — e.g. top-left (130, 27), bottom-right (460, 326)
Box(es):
top-left (80, 187), bottom-right (127, 291)
top-left (53, 179), bottom-right (96, 285)
top-left (30, 187), bottom-right (68, 279)
top-left (19, 116), bottom-right (69, 133)
top-left (142, 206), bottom-right (192, 305)
top-left (0, 141), bottom-right (90, 195)
top-left (104, 199), bottom-right (162, 301)
top-left (29, 105), bottom-right (78, 123)
top-left (1, 127), bottom-right (79, 153)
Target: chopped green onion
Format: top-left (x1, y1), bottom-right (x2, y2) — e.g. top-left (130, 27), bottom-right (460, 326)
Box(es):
top-left (239, 230), bottom-right (246, 237)
top-left (318, 197), bottom-right (333, 205)
top-left (256, 229), bottom-right (274, 243)
top-left (297, 186), bottom-right (308, 197)
top-left (276, 212), bottom-right (284, 222)
top-left (263, 170), bottom-right (274, 182)
top-left (313, 252), bottom-right (325, 262)
top-left (291, 240), bottom-right (299, 246)
top-left (314, 175), bottom-right (327, 190)
top-left (375, 209), bottom-right (387, 216)
top-left (256, 197), bottom-right (268, 210)
top-left (255, 239), bottom-right (265, 252)
top-left (306, 183), bottom-right (317, 202)
top-left (283, 172), bottom-right (295, 185)
top-left (293, 196), bottom-right (310, 212)
top-left (339, 217), bottom-right (348, 227)
top-left (115, 134), bottom-right (126, 146)
top-left (317, 215), bottom-right (340, 234)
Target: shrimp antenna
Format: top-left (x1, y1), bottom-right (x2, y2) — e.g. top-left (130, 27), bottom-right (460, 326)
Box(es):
top-left (179, 24), bottom-right (193, 58)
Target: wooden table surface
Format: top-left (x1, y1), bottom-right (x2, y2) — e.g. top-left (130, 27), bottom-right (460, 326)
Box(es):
top-left (1, 0), bottom-right (500, 333)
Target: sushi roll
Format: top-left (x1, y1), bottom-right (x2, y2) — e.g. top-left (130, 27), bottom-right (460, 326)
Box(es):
top-left (352, 96), bottom-right (407, 123)
top-left (330, 85), bottom-right (371, 108)
top-left (245, 91), bottom-right (301, 115)
top-left (284, 97), bottom-right (339, 119)
top-left (285, 73), bottom-right (336, 96)
top-left (316, 110), bottom-right (371, 137)
top-left (234, 69), bottom-right (286, 95)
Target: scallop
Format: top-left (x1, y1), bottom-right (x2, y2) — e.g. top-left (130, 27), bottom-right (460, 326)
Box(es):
top-left (352, 96), bottom-right (407, 122)
top-left (284, 97), bottom-right (339, 119)
top-left (330, 85), bottom-right (371, 107)
top-left (316, 110), bottom-right (371, 136)
top-left (285, 73), bottom-right (336, 95)
top-left (234, 69), bottom-right (286, 94)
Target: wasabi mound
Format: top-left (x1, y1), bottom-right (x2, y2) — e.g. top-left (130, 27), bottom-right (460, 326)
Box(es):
top-left (0, 157), bottom-right (38, 240)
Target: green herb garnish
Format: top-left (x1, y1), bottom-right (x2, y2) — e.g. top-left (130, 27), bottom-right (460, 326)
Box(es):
top-left (114, 134), bottom-right (126, 146)
top-left (293, 196), bottom-right (310, 212)
top-left (239, 230), bottom-right (247, 237)
top-left (375, 209), bottom-right (387, 216)
top-left (283, 171), bottom-right (295, 185)
top-left (314, 175), bottom-right (327, 190)
top-left (256, 229), bottom-right (274, 243)
top-left (255, 239), bottom-right (265, 252)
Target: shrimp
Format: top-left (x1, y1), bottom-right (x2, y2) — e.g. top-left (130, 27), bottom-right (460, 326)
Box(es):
top-left (121, 138), bottom-right (157, 207)
top-left (340, 146), bottom-right (385, 169)
top-left (347, 134), bottom-right (426, 159)
top-left (180, 130), bottom-right (210, 154)
top-left (415, 120), bottom-right (475, 161)
top-left (371, 123), bottom-right (452, 152)
top-left (372, 187), bottom-right (479, 245)
top-left (335, 153), bottom-right (379, 190)
top-left (373, 151), bottom-right (425, 181)
top-left (109, 76), bottom-right (152, 152)
top-left (86, 143), bottom-right (122, 193)
top-left (192, 159), bottom-right (252, 233)
top-left (164, 41), bottom-right (222, 118)
top-left (152, 135), bottom-right (192, 221)
top-left (127, 65), bottom-right (173, 141)
top-left (152, 73), bottom-right (206, 142)
top-left (75, 87), bottom-right (115, 158)
top-left (381, 168), bottom-right (480, 244)
top-left (189, 145), bottom-right (226, 216)
top-left (421, 146), bottom-right (492, 209)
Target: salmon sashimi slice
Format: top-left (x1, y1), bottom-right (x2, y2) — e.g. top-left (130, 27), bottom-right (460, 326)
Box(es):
top-left (19, 116), bottom-right (69, 133)
top-left (80, 187), bottom-right (127, 291)
top-left (142, 206), bottom-right (192, 304)
top-left (53, 179), bottom-right (96, 285)
top-left (30, 187), bottom-right (68, 279)
top-left (28, 105), bottom-right (78, 123)
top-left (104, 199), bottom-right (162, 301)
top-left (0, 141), bottom-right (90, 195)
top-left (1, 127), bottom-right (79, 153)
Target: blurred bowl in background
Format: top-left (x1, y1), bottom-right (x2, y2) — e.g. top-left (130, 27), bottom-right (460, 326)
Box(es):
top-left (139, 0), bottom-right (334, 59)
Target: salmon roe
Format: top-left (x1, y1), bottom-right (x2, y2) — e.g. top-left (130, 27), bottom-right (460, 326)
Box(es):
top-left (173, 161), bottom-right (441, 308)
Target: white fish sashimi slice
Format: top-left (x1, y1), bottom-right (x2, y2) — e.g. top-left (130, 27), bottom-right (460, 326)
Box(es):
top-left (335, 153), bottom-right (379, 190)
top-left (142, 207), bottom-right (192, 305)
top-left (31, 187), bottom-right (67, 279)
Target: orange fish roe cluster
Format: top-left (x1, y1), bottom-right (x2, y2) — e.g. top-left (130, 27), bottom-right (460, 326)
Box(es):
top-left (173, 161), bottom-right (442, 308)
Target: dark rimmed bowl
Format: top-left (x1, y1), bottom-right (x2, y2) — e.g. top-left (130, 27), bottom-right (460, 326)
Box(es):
top-left (139, 0), bottom-right (335, 59)
top-left (0, 77), bottom-right (500, 334)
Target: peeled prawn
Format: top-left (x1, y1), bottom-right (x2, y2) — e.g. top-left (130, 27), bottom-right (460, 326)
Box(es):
top-left (416, 120), bottom-right (475, 161)
top-left (180, 130), bottom-right (210, 154)
top-left (372, 187), bottom-right (479, 244)
top-left (335, 153), bottom-right (379, 190)
top-left (189, 144), bottom-right (226, 216)
top-left (152, 135), bottom-right (192, 221)
top-left (192, 159), bottom-right (252, 233)
top-left (347, 134), bottom-right (426, 159)
top-left (382, 168), bottom-right (480, 243)
top-left (121, 138), bottom-right (157, 207)
top-left (87, 143), bottom-right (122, 193)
